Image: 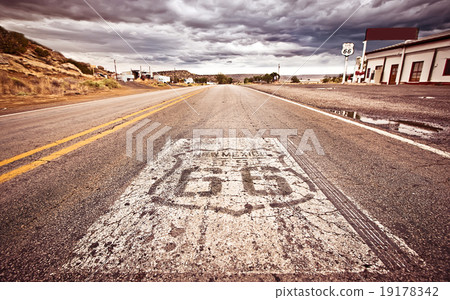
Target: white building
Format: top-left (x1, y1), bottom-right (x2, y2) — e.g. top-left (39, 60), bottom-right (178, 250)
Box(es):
top-left (364, 30), bottom-right (450, 84)
top-left (184, 77), bottom-right (194, 84)
top-left (156, 75), bottom-right (171, 83)
top-left (119, 71), bottom-right (134, 82)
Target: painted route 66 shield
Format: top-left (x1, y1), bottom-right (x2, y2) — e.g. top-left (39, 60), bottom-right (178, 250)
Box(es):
top-left (341, 42), bottom-right (354, 56)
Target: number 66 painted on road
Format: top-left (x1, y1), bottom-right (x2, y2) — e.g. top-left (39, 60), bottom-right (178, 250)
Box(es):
top-left (175, 166), bottom-right (293, 197)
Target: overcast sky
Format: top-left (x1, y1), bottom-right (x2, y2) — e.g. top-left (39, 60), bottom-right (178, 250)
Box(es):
top-left (0, 0), bottom-right (448, 75)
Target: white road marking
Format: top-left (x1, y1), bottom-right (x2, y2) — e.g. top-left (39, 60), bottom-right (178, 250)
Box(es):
top-left (249, 88), bottom-right (450, 159)
top-left (64, 138), bottom-right (419, 276)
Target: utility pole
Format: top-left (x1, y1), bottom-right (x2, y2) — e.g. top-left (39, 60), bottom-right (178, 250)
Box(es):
top-left (278, 64), bottom-right (280, 81)
top-left (114, 59), bottom-right (118, 80)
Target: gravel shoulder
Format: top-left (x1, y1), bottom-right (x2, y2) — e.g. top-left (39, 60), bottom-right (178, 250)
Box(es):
top-left (246, 83), bottom-right (450, 150)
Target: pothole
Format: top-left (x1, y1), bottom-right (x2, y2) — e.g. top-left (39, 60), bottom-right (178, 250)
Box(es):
top-left (328, 110), bottom-right (443, 139)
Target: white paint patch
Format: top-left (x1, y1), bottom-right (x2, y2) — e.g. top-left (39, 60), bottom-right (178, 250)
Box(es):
top-left (65, 138), bottom-right (392, 276)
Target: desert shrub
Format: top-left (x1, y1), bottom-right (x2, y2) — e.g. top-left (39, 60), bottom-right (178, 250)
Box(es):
top-left (195, 77), bottom-right (208, 84)
top-left (82, 80), bottom-right (103, 88)
top-left (103, 78), bottom-right (120, 88)
top-left (0, 72), bottom-right (9, 94)
top-left (291, 76), bottom-right (300, 83)
top-left (0, 76), bottom-right (32, 94)
top-left (0, 26), bottom-right (29, 55)
top-left (10, 77), bottom-right (27, 88)
top-left (216, 73), bottom-right (232, 84)
top-left (51, 79), bottom-right (61, 87)
top-left (82, 79), bottom-right (120, 89)
top-left (34, 47), bottom-right (50, 57)
top-left (0, 71), bottom-right (8, 85)
top-left (322, 75), bottom-right (342, 83)
top-left (66, 58), bottom-right (92, 75)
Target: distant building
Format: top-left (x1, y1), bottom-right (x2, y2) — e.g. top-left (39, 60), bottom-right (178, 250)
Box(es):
top-left (156, 75), bottom-right (171, 83)
top-left (184, 77), bottom-right (194, 84)
top-left (131, 69), bottom-right (141, 80)
top-left (141, 71), bottom-right (153, 80)
top-left (364, 30), bottom-right (450, 84)
top-left (119, 71), bottom-right (134, 82)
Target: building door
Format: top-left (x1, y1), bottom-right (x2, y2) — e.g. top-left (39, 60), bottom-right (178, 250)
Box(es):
top-left (374, 65), bottom-right (383, 83)
top-left (389, 64), bottom-right (398, 85)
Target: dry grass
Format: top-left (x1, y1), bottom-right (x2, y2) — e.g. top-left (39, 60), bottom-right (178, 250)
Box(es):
top-left (82, 78), bottom-right (120, 89)
top-left (0, 71), bottom-right (120, 96)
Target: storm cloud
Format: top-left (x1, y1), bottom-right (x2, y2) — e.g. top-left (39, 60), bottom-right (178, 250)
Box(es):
top-left (0, 0), bottom-right (448, 74)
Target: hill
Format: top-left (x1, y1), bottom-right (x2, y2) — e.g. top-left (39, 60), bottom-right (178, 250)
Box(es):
top-left (0, 26), bottom-right (115, 97)
top-left (154, 70), bottom-right (217, 82)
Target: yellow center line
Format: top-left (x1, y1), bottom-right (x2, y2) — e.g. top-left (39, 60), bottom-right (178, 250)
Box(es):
top-left (0, 89), bottom-right (205, 184)
top-left (0, 89), bottom-right (202, 168)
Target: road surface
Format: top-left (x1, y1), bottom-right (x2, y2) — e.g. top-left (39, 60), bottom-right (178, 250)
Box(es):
top-left (0, 85), bottom-right (448, 281)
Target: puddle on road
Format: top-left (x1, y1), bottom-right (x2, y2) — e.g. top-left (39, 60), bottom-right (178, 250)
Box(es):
top-left (329, 110), bottom-right (443, 139)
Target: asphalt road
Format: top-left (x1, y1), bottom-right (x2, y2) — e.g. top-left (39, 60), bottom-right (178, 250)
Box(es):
top-left (0, 85), bottom-right (448, 281)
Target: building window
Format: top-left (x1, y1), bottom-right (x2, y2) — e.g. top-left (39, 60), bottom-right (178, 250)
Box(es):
top-left (409, 61), bottom-right (423, 82)
top-left (443, 59), bottom-right (450, 76)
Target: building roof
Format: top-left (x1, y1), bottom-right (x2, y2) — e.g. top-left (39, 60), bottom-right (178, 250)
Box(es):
top-left (366, 29), bottom-right (450, 54)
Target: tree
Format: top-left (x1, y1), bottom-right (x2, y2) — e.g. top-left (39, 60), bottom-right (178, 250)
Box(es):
top-left (216, 73), bottom-right (232, 84)
top-left (195, 77), bottom-right (207, 84)
top-left (216, 73), bottom-right (226, 84)
top-left (34, 47), bottom-right (50, 58)
top-left (322, 74), bottom-right (343, 83)
top-left (291, 76), bottom-right (300, 83)
top-left (253, 75), bottom-right (262, 82)
top-left (262, 73), bottom-right (272, 83)
top-left (270, 72), bottom-right (280, 82)
top-left (322, 76), bottom-right (330, 83)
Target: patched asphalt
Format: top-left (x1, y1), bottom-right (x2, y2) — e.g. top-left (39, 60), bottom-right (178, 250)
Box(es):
top-left (0, 85), bottom-right (448, 281)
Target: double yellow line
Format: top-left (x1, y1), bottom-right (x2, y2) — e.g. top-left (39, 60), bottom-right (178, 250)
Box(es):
top-left (0, 88), bottom-right (205, 184)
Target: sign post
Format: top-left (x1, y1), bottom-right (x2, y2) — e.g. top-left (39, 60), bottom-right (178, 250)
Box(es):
top-left (357, 41), bottom-right (367, 83)
top-left (341, 42), bottom-right (354, 84)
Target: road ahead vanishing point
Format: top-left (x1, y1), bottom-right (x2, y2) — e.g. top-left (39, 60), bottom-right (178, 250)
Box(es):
top-left (0, 85), bottom-right (448, 281)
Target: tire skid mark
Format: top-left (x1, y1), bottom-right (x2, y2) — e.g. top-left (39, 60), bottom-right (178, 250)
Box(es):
top-left (286, 139), bottom-right (420, 271)
top-left (62, 138), bottom-right (418, 276)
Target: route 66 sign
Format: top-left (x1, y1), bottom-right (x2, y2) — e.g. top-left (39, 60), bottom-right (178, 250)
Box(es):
top-left (341, 43), bottom-right (354, 56)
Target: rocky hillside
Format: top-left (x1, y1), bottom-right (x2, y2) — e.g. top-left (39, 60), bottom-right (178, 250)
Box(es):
top-left (0, 26), bottom-right (114, 96)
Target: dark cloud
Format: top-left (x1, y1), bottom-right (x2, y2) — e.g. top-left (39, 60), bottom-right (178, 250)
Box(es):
top-left (0, 0), bottom-right (176, 23)
top-left (0, 0), bottom-right (448, 73)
